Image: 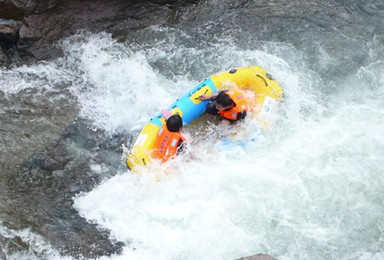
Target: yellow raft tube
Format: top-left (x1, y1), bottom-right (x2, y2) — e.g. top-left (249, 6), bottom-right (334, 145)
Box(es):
top-left (126, 66), bottom-right (283, 172)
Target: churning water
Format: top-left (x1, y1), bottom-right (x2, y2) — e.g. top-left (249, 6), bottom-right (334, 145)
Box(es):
top-left (1, 1), bottom-right (384, 259)
top-left (72, 29), bottom-right (384, 260)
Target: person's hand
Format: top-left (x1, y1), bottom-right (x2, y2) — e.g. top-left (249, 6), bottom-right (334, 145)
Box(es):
top-left (161, 109), bottom-right (172, 119)
top-left (197, 94), bottom-right (209, 100)
top-left (220, 119), bottom-right (231, 126)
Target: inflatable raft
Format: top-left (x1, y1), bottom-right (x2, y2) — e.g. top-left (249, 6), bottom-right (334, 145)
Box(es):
top-left (126, 66), bottom-right (283, 172)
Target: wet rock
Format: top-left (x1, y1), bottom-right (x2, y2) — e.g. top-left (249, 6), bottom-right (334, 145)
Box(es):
top-left (236, 253), bottom-right (277, 260)
top-left (0, 46), bottom-right (10, 66)
top-left (0, 19), bottom-right (21, 42)
top-left (0, 248), bottom-right (5, 259)
top-left (0, 0), bottom-right (200, 61)
top-left (0, 19), bottom-right (22, 64)
top-left (0, 0), bottom-right (24, 20)
top-left (0, 235), bottom-right (30, 255)
top-left (2, 119), bottom-right (129, 258)
top-left (0, 0), bottom-right (60, 17)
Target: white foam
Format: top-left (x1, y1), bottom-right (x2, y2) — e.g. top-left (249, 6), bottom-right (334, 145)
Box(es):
top-left (0, 62), bottom-right (68, 94)
top-left (73, 30), bottom-right (384, 260)
top-left (60, 32), bottom-right (177, 133)
top-left (2, 27), bottom-right (383, 259)
top-left (0, 225), bottom-right (73, 260)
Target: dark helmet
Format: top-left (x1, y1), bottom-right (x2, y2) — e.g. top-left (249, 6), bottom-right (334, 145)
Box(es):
top-left (216, 91), bottom-right (233, 107)
top-left (166, 114), bottom-right (183, 132)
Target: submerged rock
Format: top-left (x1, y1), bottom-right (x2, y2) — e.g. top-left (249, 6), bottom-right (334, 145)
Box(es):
top-left (236, 253), bottom-right (277, 260)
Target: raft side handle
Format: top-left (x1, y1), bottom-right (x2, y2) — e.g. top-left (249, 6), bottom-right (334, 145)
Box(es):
top-left (256, 74), bottom-right (268, 86)
top-left (194, 88), bottom-right (209, 100)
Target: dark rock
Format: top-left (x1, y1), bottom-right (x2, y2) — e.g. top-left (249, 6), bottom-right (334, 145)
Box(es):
top-left (0, 46), bottom-right (10, 66)
top-left (0, 248), bottom-right (5, 259)
top-left (0, 0), bottom-right (200, 61)
top-left (1, 119), bottom-right (129, 258)
top-left (236, 253), bottom-right (277, 260)
top-left (0, 19), bottom-right (22, 42)
top-left (0, 0), bottom-right (60, 17)
top-left (0, 0), bottom-right (24, 20)
top-left (0, 19), bottom-right (22, 63)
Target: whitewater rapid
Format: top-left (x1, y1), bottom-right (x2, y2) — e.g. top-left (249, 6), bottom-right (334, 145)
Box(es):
top-left (66, 29), bottom-right (384, 260)
top-left (1, 25), bottom-right (383, 260)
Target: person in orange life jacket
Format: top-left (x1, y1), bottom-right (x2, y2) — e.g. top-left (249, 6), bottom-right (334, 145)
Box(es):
top-left (152, 111), bottom-right (187, 163)
top-left (198, 89), bottom-right (249, 125)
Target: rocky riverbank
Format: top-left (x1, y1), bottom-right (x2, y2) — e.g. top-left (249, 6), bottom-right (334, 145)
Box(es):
top-left (0, 0), bottom-right (198, 65)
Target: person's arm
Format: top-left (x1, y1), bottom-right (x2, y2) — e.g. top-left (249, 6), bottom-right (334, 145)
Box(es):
top-left (197, 93), bottom-right (218, 101)
top-left (198, 90), bottom-right (229, 100)
top-left (176, 139), bottom-right (186, 155)
top-left (236, 111), bottom-right (247, 121)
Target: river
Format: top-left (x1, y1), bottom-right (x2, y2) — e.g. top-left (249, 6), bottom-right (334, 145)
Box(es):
top-left (0, 0), bottom-right (383, 259)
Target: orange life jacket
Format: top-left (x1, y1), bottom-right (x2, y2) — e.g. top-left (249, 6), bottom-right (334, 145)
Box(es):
top-left (218, 89), bottom-right (249, 120)
top-left (152, 125), bottom-right (186, 163)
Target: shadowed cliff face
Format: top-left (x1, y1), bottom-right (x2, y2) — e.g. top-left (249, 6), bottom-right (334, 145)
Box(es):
top-left (0, 0), bottom-right (199, 62)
